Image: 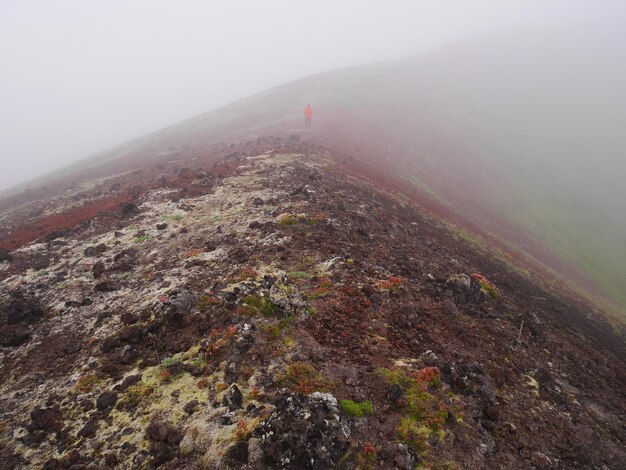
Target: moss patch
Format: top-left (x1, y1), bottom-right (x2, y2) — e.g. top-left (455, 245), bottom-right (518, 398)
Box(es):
top-left (339, 399), bottom-right (374, 417)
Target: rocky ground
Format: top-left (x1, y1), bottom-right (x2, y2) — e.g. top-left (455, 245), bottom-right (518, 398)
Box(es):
top-left (0, 142), bottom-right (624, 469)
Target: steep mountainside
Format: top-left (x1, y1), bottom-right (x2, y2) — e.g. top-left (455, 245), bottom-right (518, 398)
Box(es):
top-left (0, 142), bottom-right (624, 469)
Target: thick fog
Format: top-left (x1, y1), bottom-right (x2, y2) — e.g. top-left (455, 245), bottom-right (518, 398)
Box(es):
top-left (1, 0), bottom-right (621, 191)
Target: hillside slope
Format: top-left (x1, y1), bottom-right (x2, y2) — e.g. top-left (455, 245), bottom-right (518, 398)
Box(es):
top-left (3, 26), bottom-right (623, 320)
top-left (1, 143), bottom-right (624, 469)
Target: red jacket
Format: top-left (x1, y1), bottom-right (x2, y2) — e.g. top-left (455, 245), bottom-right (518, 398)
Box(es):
top-left (304, 106), bottom-right (313, 118)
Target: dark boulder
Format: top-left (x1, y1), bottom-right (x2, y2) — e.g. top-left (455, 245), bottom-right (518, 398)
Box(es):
top-left (0, 248), bottom-right (12, 262)
top-left (83, 244), bottom-right (107, 257)
top-left (30, 407), bottom-right (63, 432)
top-left (225, 441), bottom-right (249, 466)
top-left (78, 421), bottom-right (97, 439)
top-left (94, 280), bottom-right (121, 293)
top-left (120, 203), bottom-right (139, 216)
top-left (44, 230), bottom-right (67, 242)
top-left (96, 391), bottom-right (118, 411)
top-left (0, 324), bottom-right (30, 347)
top-left (92, 261), bottom-right (105, 278)
top-left (146, 421), bottom-right (182, 445)
top-left (1, 290), bottom-right (44, 326)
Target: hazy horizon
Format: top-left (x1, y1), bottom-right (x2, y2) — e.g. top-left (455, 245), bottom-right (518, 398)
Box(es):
top-left (2, 0), bottom-right (624, 191)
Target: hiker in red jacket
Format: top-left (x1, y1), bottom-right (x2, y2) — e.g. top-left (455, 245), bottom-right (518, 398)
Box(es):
top-left (304, 104), bottom-right (313, 129)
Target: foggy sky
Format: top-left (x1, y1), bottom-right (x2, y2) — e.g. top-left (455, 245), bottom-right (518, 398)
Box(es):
top-left (0, 0), bottom-right (622, 191)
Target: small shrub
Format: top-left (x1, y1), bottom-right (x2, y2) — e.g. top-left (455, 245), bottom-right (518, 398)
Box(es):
top-left (288, 271), bottom-right (309, 280)
top-left (378, 367), bottom-right (450, 455)
top-left (339, 399), bottom-right (374, 417)
top-left (470, 273), bottom-right (500, 299)
top-left (233, 266), bottom-right (258, 282)
top-left (198, 294), bottom-right (217, 310)
top-left (277, 214), bottom-right (299, 226)
top-left (160, 356), bottom-right (180, 369)
top-left (376, 276), bottom-right (404, 291)
top-left (356, 442), bottom-right (378, 470)
top-left (160, 369), bottom-right (171, 382)
top-left (203, 325), bottom-right (238, 359)
top-left (184, 247), bottom-right (203, 258)
top-left (416, 367), bottom-right (441, 388)
top-left (117, 382), bottom-right (154, 409)
top-left (75, 374), bottom-right (101, 393)
top-left (278, 362), bottom-right (334, 394)
top-left (263, 323), bottom-right (282, 340)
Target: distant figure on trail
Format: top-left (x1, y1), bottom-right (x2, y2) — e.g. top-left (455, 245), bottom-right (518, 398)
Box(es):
top-left (304, 104), bottom-right (313, 129)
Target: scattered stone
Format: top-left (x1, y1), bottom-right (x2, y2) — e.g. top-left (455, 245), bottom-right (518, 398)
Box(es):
top-left (222, 385), bottom-right (243, 411)
top-left (30, 407), bottom-right (63, 432)
top-left (146, 421), bottom-right (182, 445)
top-left (118, 344), bottom-right (139, 364)
top-left (114, 374), bottom-right (142, 392)
top-left (100, 335), bottom-right (120, 353)
top-left (2, 290), bottom-right (44, 325)
top-left (94, 280), bottom-right (121, 292)
top-left (0, 324), bottom-right (30, 347)
top-left (96, 391), bottom-right (118, 411)
top-left (104, 453), bottom-right (118, 466)
top-left (225, 441), bottom-right (249, 466)
top-left (62, 340), bottom-right (81, 355)
top-left (156, 223), bottom-right (168, 230)
top-left (504, 422), bottom-right (518, 434)
top-left (248, 220), bottom-right (265, 230)
top-left (388, 384), bottom-right (405, 404)
top-left (78, 421), bottom-right (97, 439)
top-left (120, 312), bottom-right (138, 325)
top-left (120, 203), bottom-right (139, 216)
top-left (43, 458), bottom-right (59, 470)
top-left (530, 451), bottom-right (552, 468)
top-left (0, 248), bottom-right (13, 262)
top-left (184, 400), bottom-right (200, 415)
top-left (83, 244), bottom-right (107, 257)
top-left (92, 261), bottom-right (105, 278)
top-left (485, 402), bottom-right (500, 420)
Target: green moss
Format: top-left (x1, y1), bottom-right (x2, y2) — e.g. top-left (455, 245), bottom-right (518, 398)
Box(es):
top-left (378, 367), bottom-right (450, 455)
top-left (288, 271), bottom-right (309, 280)
top-left (133, 234), bottom-right (151, 244)
top-left (339, 399), bottom-right (374, 417)
top-left (477, 279), bottom-right (500, 299)
top-left (452, 228), bottom-right (486, 253)
top-left (263, 323), bottom-right (281, 340)
top-left (116, 382), bottom-right (155, 410)
top-left (397, 417), bottom-right (430, 455)
top-left (242, 295), bottom-right (277, 316)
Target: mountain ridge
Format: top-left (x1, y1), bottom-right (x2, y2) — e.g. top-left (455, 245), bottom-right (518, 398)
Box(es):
top-left (1, 145), bottom-right (624, 469)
